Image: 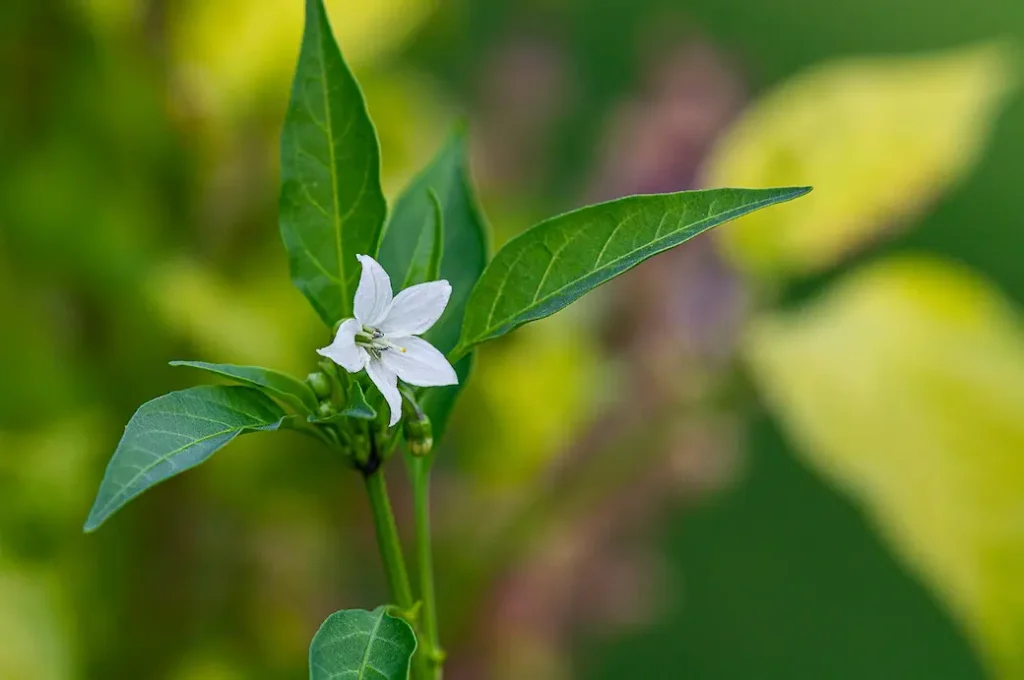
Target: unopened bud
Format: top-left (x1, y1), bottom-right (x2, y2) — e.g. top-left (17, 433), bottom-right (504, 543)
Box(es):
top-left (306, 372), bottom-right (333, 399)
top-left (317, 400), bottom-right (336, 418)
top-left (403, 414), bottom-right (433, 457)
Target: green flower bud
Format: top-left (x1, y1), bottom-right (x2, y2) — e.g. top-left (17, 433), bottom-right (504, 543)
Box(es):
top-left (306, 372), bottom-right (333, 399)
top-left (317, 400), bottom-right (336, 418)
top-left (403, 413), bottom-right (433, 457)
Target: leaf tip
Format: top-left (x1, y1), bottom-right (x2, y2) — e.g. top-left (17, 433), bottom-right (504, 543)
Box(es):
top-left (82, 513), bottom-right (102, 534)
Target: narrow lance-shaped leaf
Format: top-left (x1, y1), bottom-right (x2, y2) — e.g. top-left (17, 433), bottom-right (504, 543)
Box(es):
top-left (309, 607), bottom-right (417, 680)
top-left (379, 126), bottom-right (488, 355)
top-left (84, 386), bottom-right (286, 532)
top-left (279, 0), bottom-right (387, 326)
top-left (455, 186), bottom-right (811, 353)
top-left (170, 360), bottom-right (319, 414)
top-left (378, 128), bottom-right (488, 436)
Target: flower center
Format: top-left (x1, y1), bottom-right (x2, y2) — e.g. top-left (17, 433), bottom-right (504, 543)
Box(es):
top-left (355, 326), bottom-right (406, 360)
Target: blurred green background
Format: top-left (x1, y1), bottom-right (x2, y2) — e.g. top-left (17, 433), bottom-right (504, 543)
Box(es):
top-left (2, 0), bottom-right (1023, 678)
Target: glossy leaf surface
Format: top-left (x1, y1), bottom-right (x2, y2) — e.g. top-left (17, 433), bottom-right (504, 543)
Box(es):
top-left (279, 0), bottom-right (387, 326)
top-left (457, 187), bottom-right (810, 352)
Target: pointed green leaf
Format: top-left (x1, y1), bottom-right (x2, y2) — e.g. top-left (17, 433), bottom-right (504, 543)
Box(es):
top-left (340, 382), bottom-right (377, 419)
top-left (419, 354), bottom-right (473, 441)
top-left (279, 0), bottom-right (387, 326)
top-left (379, 129), bottom-right (489, 437)
top-left (309, 382), bottom-right (377, 422)
top-left (455, 187), bottom-right (812, 352)
top-left (170, 360), bottom-right (319, 414)
top-left (379, 127), bottom-right (489, 355)
top-left (424, 188), bottom-right (445, 283)
top-left (309, 606), bottom-right (417, 680)
top-left (84, 386), bottom-right (286, 532)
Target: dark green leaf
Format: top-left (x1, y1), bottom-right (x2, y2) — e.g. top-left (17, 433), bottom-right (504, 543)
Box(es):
top-left (455, 187), bottom-right (812, 353)
top-left (379, 129), bottom-right (489, 439)
top-left (84, 386), bottom-right (286, 531)
top-left (309, 606), bottom-right (417, 680)
top-left (425, 188), bottom-right (445, 283)
top-left (379, 126), bottom-right (489, 354)
top-left (309, 382), bottom-right (377, 422)
top-left (418, 354), bottom-right (472, 442)
top-left (341, 382), bottom-right (377, 419)
top-left (279, 0), bottom-right (387, 326)
top-left (170, 360), bottom-right (319, 414)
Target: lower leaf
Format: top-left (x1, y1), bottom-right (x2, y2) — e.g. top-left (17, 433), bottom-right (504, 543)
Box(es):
top-left (83, 385), bottom-right (286, 532)
top-left (309, 606), bottom-right (417, 680)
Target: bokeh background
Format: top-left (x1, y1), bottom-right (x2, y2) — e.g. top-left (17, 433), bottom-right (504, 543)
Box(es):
top-left (2, 0), bottom-right (1023, 678)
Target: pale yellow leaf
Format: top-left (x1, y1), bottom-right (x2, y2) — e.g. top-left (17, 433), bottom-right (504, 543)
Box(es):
top-left (145, 259), bottom-right (316, 372)
top-left (745, 255), bottom-right (1024, 678)
top-left (705, 44), bottom-right (1015, 276)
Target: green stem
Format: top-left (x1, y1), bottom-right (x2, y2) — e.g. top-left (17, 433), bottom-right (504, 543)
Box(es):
top-left (410, 456), bottom-right (443, 678)
top-left (363, 468), bottom-right (414, 612)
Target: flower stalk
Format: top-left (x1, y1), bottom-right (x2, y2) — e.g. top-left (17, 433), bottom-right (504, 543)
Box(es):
top-left (362, 463), bottom-right (414, 614)
top-left (410, 455), bottom-right (443, 678)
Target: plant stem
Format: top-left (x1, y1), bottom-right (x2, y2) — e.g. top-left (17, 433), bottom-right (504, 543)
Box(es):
top-left (410, 456), bottom-right (442, 678)
top-left (363, 468), bottom-right (414, 612)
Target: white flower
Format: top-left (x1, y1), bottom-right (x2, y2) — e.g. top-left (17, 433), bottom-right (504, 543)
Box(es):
top-left (317, 255), bottom-right (458, 426)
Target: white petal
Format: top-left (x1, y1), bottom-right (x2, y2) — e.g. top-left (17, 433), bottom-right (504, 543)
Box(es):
top-left (379, 280), bottom-right (452, 337)
top-left (316, 319), bottom-right (368, 373)
top-left (365, 358), bottom-right (403, 427)
top-left (354, 255), bottom-right (393, 327)
top-left (381, 336), bottom-right (459, 388)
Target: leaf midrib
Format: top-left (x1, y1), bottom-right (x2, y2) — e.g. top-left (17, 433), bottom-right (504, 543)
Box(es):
top-left (94, 427), bottom-right (240, 521)
top-left (316, 7), bottom-right (348, 308)
top-left (474, 194), bottom-right (787, 340)
top-left (357, 610), bottom-right (385, 680)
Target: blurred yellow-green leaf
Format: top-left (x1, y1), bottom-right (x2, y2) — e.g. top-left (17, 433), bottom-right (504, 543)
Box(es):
top-left (705, 44), bottom-right (1015, 276)
top-left (0, 415), bottom-right (105, 527)
top-left (745, 255), bottom-right (1024, 678)
top-left (172, 0), bottom-right (434, 113)
top-left (146, 259), bottom-right (317, 372)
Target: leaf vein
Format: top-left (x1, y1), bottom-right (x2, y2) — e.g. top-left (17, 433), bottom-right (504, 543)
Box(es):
top-left (481, 197), bottom-right (783, 337)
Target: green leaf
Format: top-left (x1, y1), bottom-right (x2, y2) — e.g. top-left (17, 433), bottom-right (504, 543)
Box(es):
top-left (379, 126), bottom-right (489, 355)
top-left (379, 129), bottom-right (489, 438)
top-left (455, 187), bottom-right (811, 352)
top-left (170, 360), bottom-right (319, 414)
top-left (84, 386), bottom-right (286, 532)
top-left (279, 0), bottom-right (387, 327)
top-left (309, 606), bottom-right (417, 680)
top-left (419, 355), bottom-right (472, 441)
top-left (424, 188), bottom-right (445, 283)
top-left (341, 382), bottom-right (377, 419)
top-left (309, 382), bottom-right (377, 422)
